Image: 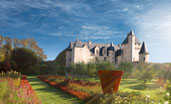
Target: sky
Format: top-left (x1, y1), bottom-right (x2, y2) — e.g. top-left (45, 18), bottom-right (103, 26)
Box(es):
top-left (0, 0), bottom-right (171, 63)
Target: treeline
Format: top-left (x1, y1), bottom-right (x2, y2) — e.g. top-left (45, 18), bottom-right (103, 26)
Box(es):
top-left (0, 35), bottom-right (47, 61)
top-left (0, 35), bottom-right (47, 74)
top-left (68, 61), bottom-right (115, 77)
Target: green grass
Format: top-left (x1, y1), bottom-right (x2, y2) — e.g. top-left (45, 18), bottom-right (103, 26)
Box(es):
top-left (27, 76), bottom-right (85, 104)
top-left (119, 79), bottom-right (163, 100)
top-left (69, 77), bottom-right (163, 100)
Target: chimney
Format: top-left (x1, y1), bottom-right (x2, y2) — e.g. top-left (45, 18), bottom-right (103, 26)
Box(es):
top-left (118, 43), bottom-right (121, 48)
top-left (107, 42), bottom-right (110, 46)
top-left (111, 42), bottom-right (114, 46)
top-left (88, 41), bottom-right (92, 44)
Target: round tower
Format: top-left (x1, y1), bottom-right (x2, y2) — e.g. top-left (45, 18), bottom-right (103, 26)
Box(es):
top-left (139, 41), bottom-right (149, 63)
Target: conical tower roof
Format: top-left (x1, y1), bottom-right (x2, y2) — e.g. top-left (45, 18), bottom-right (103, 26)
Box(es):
top-left (122, 30), bottom-right (140, 45)
top-left (66, 41), bottom-right (73, 51)
top-left (139, 41), bottom-right (149, 54)
top-left (128, 30), bottom-right (135, 36)
top-left (68, 41), bottom-right (73, 48)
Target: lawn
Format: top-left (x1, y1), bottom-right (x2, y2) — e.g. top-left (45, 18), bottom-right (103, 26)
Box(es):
top-left (38, 75), bottom-right (166, 103)
top-left (27, 76), bottom-right (85, 104)
top-left (27, 75), bottom-right (166, 103)
top-left (72, 77), bottom-right (164, 100)
top-left (119, 79), bottom-right (163, 100)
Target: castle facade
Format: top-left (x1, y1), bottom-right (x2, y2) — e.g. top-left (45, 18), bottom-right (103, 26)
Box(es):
top-left (66, 30), bottom-right (149, 67)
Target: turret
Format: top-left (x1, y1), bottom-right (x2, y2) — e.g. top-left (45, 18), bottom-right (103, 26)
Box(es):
top-left (139, 41), bottom-right (149, 63)
top-left (66, 41), bottom-right (73, 67)
top-left (128, 30), bottom-right (135, 62)
top-left (68, 41), bottom-right (73, 48)
top-left (121, 30), bottom-right (141, 62)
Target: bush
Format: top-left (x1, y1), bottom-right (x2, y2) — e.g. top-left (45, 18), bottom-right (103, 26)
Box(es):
top-left (11, 48), bottom-right (39, 74)
top-left (89, 92), bottom-right (165, 104)
top-left (117, 63), bottom-right (133, 79)
top-left (0, 70), bottom-right (21, 78)
top-left (38, 61), bottom-right (67, 75)
top-left (135, 64), bottom-right (154, 89)
top-left (96, 61), bottom-right (115, 71)
top-left (69, 61), bottom-right (115, 77)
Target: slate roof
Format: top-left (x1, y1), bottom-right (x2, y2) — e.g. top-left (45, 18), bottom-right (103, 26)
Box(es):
top-left (66, 41), bottom-right (73, 51)
top-left (139, 41), bottom-right (149, 54)
top-left (122, 30), bottom-right (140, 45)
top-left (115, 49), bottom-right (123, 63)
top-left (67, 37), bottom-right (121, 56)
top-left (107, 42), bottom-right (115, 51)
top-left (74, 38), bottom-right (87, 47)
top-left (115, 49), bottom-right (123, 57)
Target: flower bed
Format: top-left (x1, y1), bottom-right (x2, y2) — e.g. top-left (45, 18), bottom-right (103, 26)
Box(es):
top-left (37, 75), bottom-right (92, 101)
top-left (47, 75), bottom-right (100, 86)
top-left (20, 75), bottom-right (41, 104)
top-left (0, 73), bottom-right (40, 104)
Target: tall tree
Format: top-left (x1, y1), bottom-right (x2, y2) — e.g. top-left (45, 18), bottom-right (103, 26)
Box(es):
top-left (0, 35), bottom-right (3, 48)
top-left (0, 35), bottom-right (4, 62)
top-left (4, 37), bottom-right (13, 60)
top-left (23, 38), bottom-right (47, 59)
top-left (11, 47), bottom-right (38, 73)
top-left (20, 39), bottom-right (29, 48)
top-left (13, 38), bottom-right (20, 49)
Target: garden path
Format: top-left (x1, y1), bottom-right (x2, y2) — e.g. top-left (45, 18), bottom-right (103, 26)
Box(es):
top-left (27, 76), bottom-right (85, 104)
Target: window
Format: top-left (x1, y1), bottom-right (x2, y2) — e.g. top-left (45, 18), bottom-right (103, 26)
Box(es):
top-left (104, 57), bottom-right (106, 61)
top-left (95, 57), bottom-right (98, 61)
top-left (104, 50), bottom-right (106, 54)
top-left (69, 58), bottom-right (71, 61)
top-left (144, 57), bottom-right (145, 61)
top-left (96, 50), bottom-right (99, 54)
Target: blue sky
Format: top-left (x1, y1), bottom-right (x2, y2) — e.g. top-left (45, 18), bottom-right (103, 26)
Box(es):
top-left (0, 0), bottom-right (171, 63)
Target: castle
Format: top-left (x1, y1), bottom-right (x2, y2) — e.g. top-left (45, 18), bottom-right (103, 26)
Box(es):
top-left (66, 30), bottom-right (149, 67)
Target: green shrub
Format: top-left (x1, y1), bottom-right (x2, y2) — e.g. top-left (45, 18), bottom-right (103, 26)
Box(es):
top-left (117, 62), bottom-right (134, 79)
top-left (134, 64), bottom-right (154, 89)
top-left (0, 81), bottom-right (9, 103)
top-left (0, 70), bottom-right (21, 78)
top-left (90, 92), bottom-right (165, 104)
top-left (69, 61), bottom-right (115, 77)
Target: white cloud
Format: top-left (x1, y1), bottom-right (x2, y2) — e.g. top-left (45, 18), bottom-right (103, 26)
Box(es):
top-left (123, 8), bottom-right (129, 11)
top-left (130, 2), bottom-right (171, 62)
top-left (135, 5), bottom-right (140, 8)
top-left (49, 33), bottom-right (61, 36)
top-left (79, 25), bottom-right (121, 40)
top-left (132, 4), bottom-right (171, 42)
